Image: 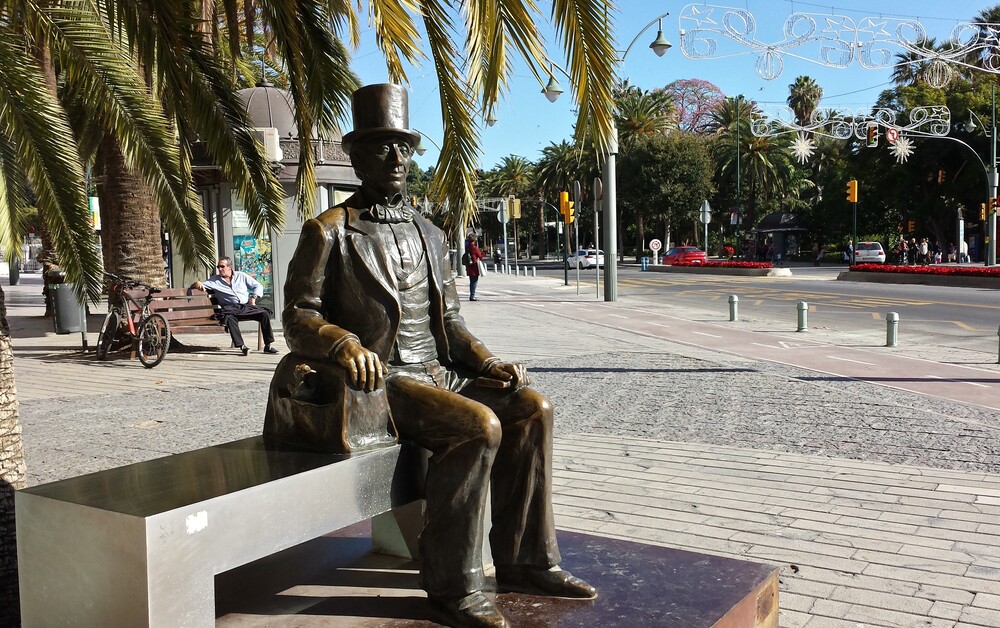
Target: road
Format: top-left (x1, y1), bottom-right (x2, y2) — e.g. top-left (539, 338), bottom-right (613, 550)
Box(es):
top-left (532, 262), bottom-right (1000, 357)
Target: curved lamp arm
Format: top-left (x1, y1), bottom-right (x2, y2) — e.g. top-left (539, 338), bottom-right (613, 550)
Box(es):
top-left (541, 11), bottom-right (672, 103)
top-left (621, 13), bottom-right (672, 60)
top-left (412, 129), bottom-right (442, 156)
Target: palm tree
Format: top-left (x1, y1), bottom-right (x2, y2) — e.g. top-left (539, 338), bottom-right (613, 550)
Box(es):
top-left (614, 82), bottom-right (675, 147)
top-left (535, 140), bottom-right (593, 255)
top-left (787, 76), bottom-right (823, 126)
top-left (709, 97), bottom-right (796, 230)
top-left (483, 155), bottom-right (536, 257)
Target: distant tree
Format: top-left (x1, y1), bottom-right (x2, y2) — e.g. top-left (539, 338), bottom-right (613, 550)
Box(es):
top-left (660, 79), bottom-right (725, 134)
top-left (787, 76), bottom-right (823, 126)
top-left (709, 97), bottom-right (795, 231)
top-left (618, 133), bottom-right (715, 256)
top-left (614, 82), bottom-right (675, 148)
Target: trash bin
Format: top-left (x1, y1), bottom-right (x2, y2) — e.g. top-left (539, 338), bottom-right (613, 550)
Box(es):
top-left (48, 273), bottom-right (83, 334)
top-left (9, 259), bottom-right (19, 286)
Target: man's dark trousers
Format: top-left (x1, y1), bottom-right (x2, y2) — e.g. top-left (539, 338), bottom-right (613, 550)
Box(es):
top-left (217, 303), bottom-right (275, 348)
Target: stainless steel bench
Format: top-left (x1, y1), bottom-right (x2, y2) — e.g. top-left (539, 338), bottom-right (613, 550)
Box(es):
top-left (16, 437), bottom-right (427, 627)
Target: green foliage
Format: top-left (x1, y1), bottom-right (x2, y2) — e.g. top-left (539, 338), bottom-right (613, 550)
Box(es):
top-left (618, 132), bottom-right (715, 235)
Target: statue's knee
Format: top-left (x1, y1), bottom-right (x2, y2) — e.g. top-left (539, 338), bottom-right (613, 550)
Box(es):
top-left (471, 408), bottom-right (502, 450)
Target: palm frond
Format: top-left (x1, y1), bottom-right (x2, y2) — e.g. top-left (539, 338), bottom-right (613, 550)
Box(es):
top-left (0, 134), bottom-right (31, 264)
top-left (45, 4), bottom-right (216, 270)
top-left (421, 0), bottom-right (479, 233)
top-left (550, 0), bottom-right (618, 155)
top-left (368, 0), bottom-right (424, 83)
top-left (255, 1), bottom-right (358, 218)
top-left (0, 31), bottom-right (101, 301)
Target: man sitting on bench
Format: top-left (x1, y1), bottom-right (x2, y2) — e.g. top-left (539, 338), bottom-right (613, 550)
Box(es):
top-left (193, 256), bottom-right (278, 355)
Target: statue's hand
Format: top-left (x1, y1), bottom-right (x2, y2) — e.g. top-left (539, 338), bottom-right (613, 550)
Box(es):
top-left (334, 338), bottom-right (386, 393)
top-left (483, 360), bottom-right (529, 390)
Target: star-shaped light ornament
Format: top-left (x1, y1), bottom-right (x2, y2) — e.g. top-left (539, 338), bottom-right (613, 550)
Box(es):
top-left (890, 136), bottom-right (914, 164)
top-left (791, 132), bottom-right (816, 164)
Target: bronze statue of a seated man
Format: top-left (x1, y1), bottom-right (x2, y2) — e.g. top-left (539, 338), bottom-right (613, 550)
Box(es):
top-left (264, 83), bottom-right (595, 628)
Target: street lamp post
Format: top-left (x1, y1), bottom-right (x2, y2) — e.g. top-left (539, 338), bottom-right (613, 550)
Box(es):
top-left (963, 84), bottom-right (999, 266)
top-left (542, 12), bottom-right (672, 301)
top-left (736, 95), bottom-right (743, 257)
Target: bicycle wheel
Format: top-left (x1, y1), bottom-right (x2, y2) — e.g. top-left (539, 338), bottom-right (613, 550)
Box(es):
top-left (137, 313), bottom-right (170, 368)
top-left (95, 311), bottom-right (120, 360)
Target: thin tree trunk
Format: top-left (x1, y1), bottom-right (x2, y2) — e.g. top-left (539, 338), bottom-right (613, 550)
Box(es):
top-left (95, 134), bottom-right (167, 287)
top-left (539, 201), bottom-right (547, 260)
top-left (635, 214), bottom-right (645, 262)
top-left (0, 286), bottom-right (26, 626)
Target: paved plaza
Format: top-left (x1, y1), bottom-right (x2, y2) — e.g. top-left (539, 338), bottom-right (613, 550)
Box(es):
top-left (7, 269), bottom-right (1000, 627)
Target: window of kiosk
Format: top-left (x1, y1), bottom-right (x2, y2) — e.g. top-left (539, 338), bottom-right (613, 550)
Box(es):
top-left (231, 200), bottom-right (274, 314)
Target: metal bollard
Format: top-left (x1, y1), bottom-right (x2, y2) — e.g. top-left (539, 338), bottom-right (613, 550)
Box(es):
top-left (531, 267), bottom-right (536, 277)
top-left (796, 301), bottom-right (808, 332)
top-left (996, 324), bottom-right (1000, 364)
top-left (728, 295), bottom-right (739, 322)
top-left (492, 263), bottom-right (498, 273)
top-left (886, 312), bottom-right (899, 347)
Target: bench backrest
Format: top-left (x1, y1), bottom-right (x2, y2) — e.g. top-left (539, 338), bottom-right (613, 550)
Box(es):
top-left (126, 287), bottom-right (219, 326)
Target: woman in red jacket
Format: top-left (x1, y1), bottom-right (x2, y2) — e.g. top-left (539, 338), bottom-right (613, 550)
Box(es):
top-left (464, 236), bottom-right (484, 301)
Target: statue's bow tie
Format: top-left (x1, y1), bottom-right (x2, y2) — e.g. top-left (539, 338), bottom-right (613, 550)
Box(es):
top-left (366, 196), bottom-right (414, 224)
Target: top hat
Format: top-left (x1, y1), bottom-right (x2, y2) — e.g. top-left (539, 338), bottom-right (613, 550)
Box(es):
top-left (341, 83), bottom-right (421, 153)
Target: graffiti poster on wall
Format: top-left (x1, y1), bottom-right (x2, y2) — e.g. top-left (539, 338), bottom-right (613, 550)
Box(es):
top-left (233, 233), bottom-right (274, 312)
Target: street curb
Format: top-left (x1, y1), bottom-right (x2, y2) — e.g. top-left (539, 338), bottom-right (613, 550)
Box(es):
top-left (837, 270), bottom-right (1000, 289)
top-left (642, 265), bottom-right (787, 277)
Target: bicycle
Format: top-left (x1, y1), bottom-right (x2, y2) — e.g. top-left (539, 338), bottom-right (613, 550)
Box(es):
top-left (95, 272), bottom-right (171, 368)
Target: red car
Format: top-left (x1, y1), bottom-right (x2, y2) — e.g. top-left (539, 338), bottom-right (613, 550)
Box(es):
top-left (662, 246), bottom-right (707, 265)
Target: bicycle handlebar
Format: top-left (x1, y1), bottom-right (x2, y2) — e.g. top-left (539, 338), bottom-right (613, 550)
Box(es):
top-left (103, 271), bottom-right (161, 293)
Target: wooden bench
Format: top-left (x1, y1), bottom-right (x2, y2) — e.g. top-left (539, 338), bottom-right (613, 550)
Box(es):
top-left (16, 438), bottom-right (430, 627)
top-left (127, 287), bottom-right (263, 351)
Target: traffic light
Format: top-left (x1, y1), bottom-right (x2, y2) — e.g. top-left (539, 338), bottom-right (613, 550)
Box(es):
top-left (559, 190), bottom-right (575, 223)
top-left (866, 124), bottom-right (878, 148)
top-left (907, 220), bottom-right (915, 232)
top-left (846, 179), bottom-right (858, 203)
top-left (511, 198), bottom-right (521, 219)
top-left (982, 203), bottom-right (988, 221)
top-left (559, 191), bottom-right (575, 224)
top-left (938, 170), bottom-right (945, 185)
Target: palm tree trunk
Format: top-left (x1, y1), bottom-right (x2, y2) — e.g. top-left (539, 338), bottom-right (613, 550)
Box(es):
top-left (0, 286), bottom-right (26, 626)
top-left (95, 134), bottom-right (168, 287)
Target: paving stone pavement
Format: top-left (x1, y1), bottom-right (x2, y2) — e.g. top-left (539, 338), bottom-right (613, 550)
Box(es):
top-left (7, 269), bottom-right (1000, 627)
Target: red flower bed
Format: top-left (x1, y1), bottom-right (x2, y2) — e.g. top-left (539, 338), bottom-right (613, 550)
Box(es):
top-left (851, 264), bottom-right (1000, 277)
top-left (674, 260), bottom-right (773, 269)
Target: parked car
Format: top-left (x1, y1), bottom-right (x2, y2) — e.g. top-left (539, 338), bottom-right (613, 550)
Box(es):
top-left (662, 246), bottom-right (707, 265)
top-left (566, 249), bottom-right (605, 269)
top-left (853, 241), bottom-right (886, 264)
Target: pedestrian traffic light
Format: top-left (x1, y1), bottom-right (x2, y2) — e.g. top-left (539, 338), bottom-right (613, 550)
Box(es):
top-left (559, 191), bottom-right (574, 223)
top-left (846, 179), bottom-right (858, 203)
top-left (866, 124), bottom-right (878, 148)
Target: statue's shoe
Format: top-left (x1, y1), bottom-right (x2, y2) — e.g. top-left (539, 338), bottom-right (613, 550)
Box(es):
top-left (495, 566), bottom-right (597, 599)
top-left (428, 591), bottom-right (510, 628)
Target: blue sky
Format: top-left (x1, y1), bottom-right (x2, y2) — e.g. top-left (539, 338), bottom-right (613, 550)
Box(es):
top-left (348, 1), bottom-right (996, 170)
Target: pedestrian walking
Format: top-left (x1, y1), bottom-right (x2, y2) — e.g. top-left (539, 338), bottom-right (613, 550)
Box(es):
top-left (463, 235), bottom-right (485, 301)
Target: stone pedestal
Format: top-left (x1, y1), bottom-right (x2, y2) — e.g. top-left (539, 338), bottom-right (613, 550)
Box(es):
top-left (217, 525), bottom-right (779, 627)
